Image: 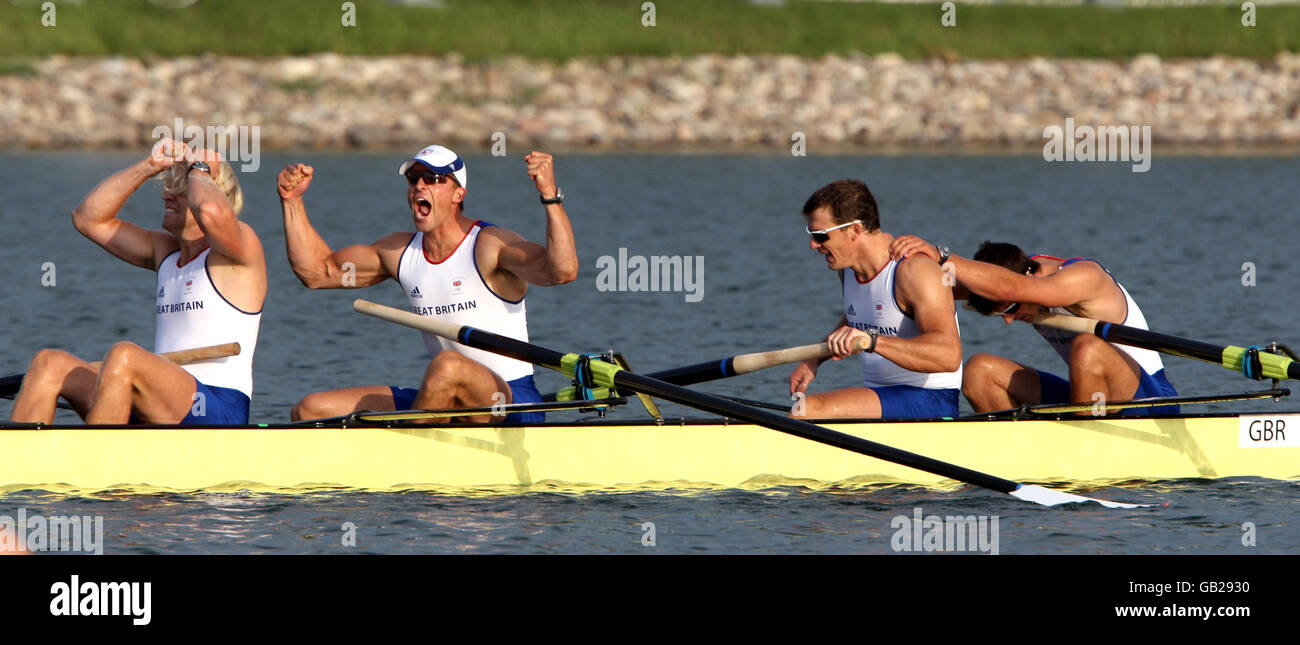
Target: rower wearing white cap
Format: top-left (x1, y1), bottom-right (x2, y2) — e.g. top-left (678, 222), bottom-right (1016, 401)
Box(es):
top-left (278, 146), bottom-right (578, 422)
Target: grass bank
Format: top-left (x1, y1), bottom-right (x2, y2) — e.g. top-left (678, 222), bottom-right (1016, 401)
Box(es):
top-left (0, 0), bottom-right (1295, 60)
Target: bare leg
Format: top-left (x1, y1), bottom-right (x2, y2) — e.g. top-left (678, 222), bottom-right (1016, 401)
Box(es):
top-left (1067, 334), bottom-right (1142, 414)
top-left (411, 351), bottom-right (512, 423)
top-left (292, 385), bottom-right (397, 422)
top-left (85, 342), bottom-right (199, 424)
top-left (961, 353), bottom-right (1043, 413)
top-left (10, 349), bottom-right (100, 423)
top-left (796, 386), bottom-right (883, 419)
top-left (290, 352), bottom-right (512, 423)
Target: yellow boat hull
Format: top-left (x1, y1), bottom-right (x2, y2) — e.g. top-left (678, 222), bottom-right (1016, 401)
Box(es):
top-left (3, 415), bottom-right (1298, 494)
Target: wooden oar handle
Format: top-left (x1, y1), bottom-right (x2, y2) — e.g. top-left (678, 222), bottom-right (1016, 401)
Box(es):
top-left (730, 336), bottom-right (871, 375)
top-left (160, 342), bottom-right (242, 365)
top-left (87, 342), bottom-right (241, 369)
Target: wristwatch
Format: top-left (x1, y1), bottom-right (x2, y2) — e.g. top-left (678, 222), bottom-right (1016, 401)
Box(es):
top-left (188, 160), bottom-right (213, 176)
top-left (936, 243), bottom-right (951, 266)
top-left (540, 187), bottom-right (564, 205)
top-left (865, 329), bottom-right (879, 353)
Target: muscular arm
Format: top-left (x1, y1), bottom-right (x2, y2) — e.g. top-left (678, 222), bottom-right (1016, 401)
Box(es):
top-left (947, 255), bottom-right (1107, 310)
top-left (188, 172), bottom-right (262, 268)
top-left (872, 256), bottom-right (963, 374)
top-left (492, 151), bottom-right (579, 286)
top-left (494, 202), bottom-right (579, 286)
top-left (279, 196), bottom-right (400, 290)
top-left (71, 158), bottom-right (170, 270)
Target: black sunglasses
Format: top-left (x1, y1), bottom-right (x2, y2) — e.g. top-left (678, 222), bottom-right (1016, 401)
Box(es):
top-left (405, 171), bottom-right (454, 186)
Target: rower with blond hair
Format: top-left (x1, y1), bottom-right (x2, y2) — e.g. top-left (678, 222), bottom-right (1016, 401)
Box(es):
top-left (10, 139), bottom-right (266, 425)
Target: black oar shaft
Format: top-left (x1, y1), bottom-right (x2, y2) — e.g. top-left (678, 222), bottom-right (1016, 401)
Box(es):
top-left (457, 328), bottom-right (568, 372)
top-left (1091, 320), bottom-right (1300, 380)
top-left (644, 358), bottom-right (737, 386)
top-left (1093, 322), bottom-right (1224, 365)
top-left (457, 326), bottom-right (1019, 494)
top-left (0, 374), bottom-right (23, 398)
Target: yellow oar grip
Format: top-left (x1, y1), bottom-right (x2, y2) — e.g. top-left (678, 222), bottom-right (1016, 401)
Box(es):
top-left (555, 386), bottom-right (613, 402)
top-left (1222, 346), bottom-right (1293, 381)
top-left (560, 354), bottom-right (622, 389)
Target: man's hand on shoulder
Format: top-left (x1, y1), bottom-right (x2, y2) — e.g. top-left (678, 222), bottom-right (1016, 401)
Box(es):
top-left (890, 235), bottom-right (941, 263)
top-left (278, 164), bottom-right (314, 200)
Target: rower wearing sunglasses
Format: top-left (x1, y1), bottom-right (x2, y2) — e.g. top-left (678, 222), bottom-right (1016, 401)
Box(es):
top-left (888, 238), bottom-right (1178, 415)
top-left (789, 179), bottom-right (963, 419)
top-left (277, 145), bottom-right (577, 422)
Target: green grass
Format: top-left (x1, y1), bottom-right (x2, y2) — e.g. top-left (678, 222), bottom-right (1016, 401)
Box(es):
top-left (0, 59), bottom-right (38, 76)
top-left (0, 0), bottom-right (1295, 60)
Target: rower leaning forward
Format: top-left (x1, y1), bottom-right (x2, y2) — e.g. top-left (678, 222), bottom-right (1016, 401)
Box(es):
top-left (279, 145), bottom-right (578, 422)
top-left (889, 237), bottom-right (1179, 415)
top-left (789, 179), bottom-right (964, 419)
top-left (10, 140), bottom-right (265, 425)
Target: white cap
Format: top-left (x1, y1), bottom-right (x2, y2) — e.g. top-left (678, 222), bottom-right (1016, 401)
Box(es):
top-left (397, 145), bottom-right (467, 188)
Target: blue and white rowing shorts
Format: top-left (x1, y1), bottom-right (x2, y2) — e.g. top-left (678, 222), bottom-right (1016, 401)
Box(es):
top-left (1038, 368), bottom-right (1179, 415)
top-left (873, 385), bottom-right (960, 419)
top-left (128, 378), bottom-right (251, 425)
top-left (185, 381), bottom-right (252, 424)
top-left (389, 374), bottom-right (545, 423)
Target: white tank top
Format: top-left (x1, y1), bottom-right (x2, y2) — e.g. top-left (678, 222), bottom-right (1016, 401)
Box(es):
top-left (396, 223), bottom-right (534, 382)
top-left (154, 248), bottom-right (261, 397)
top-left (1031, 257), bottom-right (1166, 375)
top-left (842, 261), bottom-right (962, 390)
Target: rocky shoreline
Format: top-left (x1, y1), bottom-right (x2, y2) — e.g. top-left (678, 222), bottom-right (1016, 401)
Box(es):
top-left (3, 53), bottom-right (1299, 150)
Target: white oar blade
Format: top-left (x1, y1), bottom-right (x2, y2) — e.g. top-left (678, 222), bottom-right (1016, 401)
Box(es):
top-left (1011, 484), bottom-right (1152, 509)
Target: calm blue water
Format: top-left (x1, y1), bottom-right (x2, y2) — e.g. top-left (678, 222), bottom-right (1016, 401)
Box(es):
top-left (2, 151), bottom-right (1299, 553)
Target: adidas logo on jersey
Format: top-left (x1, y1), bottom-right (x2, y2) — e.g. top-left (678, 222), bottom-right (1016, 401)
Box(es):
top-left (846, 304), bottom-right (856, 316)
top-left (410, 287), bottom-right (423, 299)
top-left (158, 287), bottom-right (165, 298)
